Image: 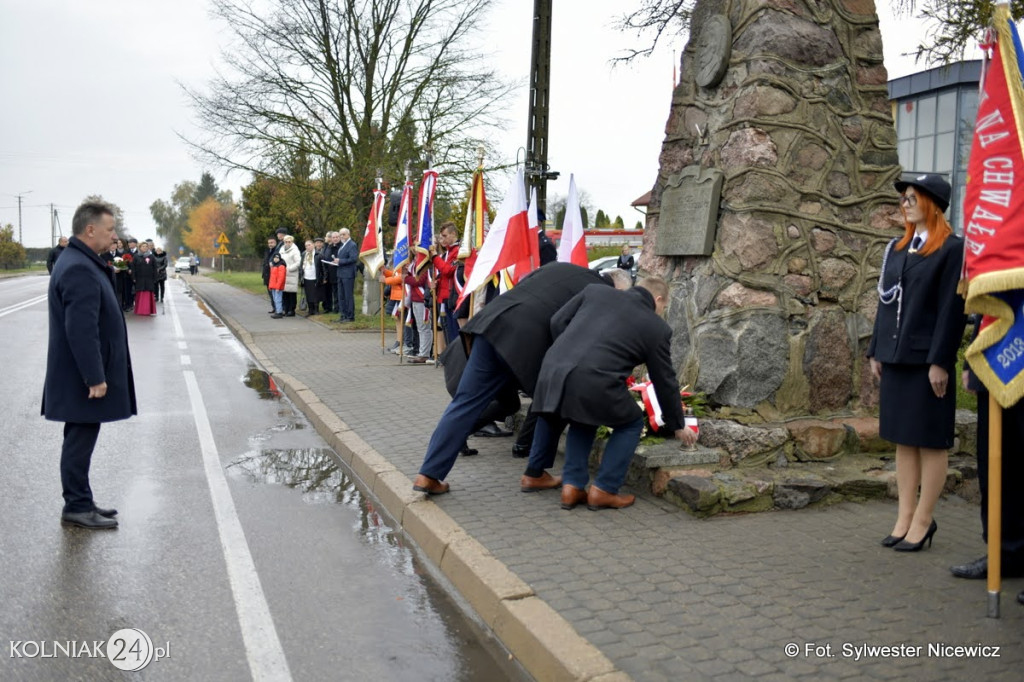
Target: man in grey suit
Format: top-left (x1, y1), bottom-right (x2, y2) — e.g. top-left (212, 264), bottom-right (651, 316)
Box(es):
top-left (42, 200), bottom-right (137, 530)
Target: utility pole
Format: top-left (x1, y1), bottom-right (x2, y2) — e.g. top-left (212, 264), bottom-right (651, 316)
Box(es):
top-left (51, 204), bottom-right (56, 247)
top-left (16, 191), bottom-right (32, 244)
top-left (525, 0), bottom-right (558, 216)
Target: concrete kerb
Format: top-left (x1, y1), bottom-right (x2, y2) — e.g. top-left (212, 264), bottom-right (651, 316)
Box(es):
top-left (196, 286), bottom-right (621, 682)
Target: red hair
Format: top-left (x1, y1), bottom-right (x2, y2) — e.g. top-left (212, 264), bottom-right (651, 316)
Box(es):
top-left (896, 190), bottom-right (952, 256)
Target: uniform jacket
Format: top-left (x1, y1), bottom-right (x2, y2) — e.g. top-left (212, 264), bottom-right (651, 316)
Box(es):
top-left (279, 243), bottom-right (301, 293)
top-left (460, 262), bottom-right (609, 395)
top-left (431, 245), bottom-right (460, 303)
top-left (532, 285), bottom-right (684, 429)
top-left (404, 268), bottom-right (429, 303)
top-left (42, 237), bottom-right (137, 423)
top-left (336, 239), bottom-right (358, 279)
top-left (868, 234), bottom-right (966, 370)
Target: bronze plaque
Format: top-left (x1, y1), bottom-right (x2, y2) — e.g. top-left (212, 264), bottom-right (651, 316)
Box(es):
top-left (655, 166), bottom-right (724, 256)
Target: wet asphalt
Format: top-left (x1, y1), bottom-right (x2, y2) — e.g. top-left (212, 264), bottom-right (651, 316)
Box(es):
top-left (0, 273), bottom-right (521, 681)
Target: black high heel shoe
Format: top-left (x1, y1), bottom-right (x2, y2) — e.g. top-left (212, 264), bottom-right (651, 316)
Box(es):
top-left (880, 533), bottom-right (907, 548)
top-left (893, 520), bottom-right (938, 552)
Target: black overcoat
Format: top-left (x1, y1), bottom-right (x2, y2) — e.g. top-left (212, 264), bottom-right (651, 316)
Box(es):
top-left (132, 253), bottom-right (158, 292)
top-left (867, 234), bottom-right (966, 370)
top-left (532, 285), bottom-right (685, 429)
top-left (153, 251), bottom-right (168, 282)
top-left (460, 262), bottom-right (608, 395)
top-left (41, 237), bottom-right (137, 423)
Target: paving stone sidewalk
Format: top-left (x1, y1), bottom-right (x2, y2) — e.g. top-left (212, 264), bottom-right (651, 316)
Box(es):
top-left (191, 277), bottom-right (1023, 681)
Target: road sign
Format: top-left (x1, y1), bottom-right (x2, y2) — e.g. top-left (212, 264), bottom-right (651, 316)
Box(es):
top-left (216, 244), bottom-right (230, 255)
top-left (217, 232), bottom-right (230, 244)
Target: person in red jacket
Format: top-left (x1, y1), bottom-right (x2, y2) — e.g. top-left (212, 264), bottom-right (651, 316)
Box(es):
top-left (429, 222), bottom-right (461, 350)
top-left (267, 253), bottom-right (286, 318)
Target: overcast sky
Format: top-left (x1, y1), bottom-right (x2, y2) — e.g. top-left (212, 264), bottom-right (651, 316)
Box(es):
top-left (1, 1), bottom-right (945, 248)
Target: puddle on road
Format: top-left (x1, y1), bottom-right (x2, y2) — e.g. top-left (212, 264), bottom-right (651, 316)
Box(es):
top-left (243, 367), bottom-right (282, 400)
top-left (194, 297), bottom-right (225, 327)
top-left (227, 446), bottom-right (403, 551)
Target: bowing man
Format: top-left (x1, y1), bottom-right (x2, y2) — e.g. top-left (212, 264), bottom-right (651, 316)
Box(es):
top-left (529, 277), bottom-right (696, 511)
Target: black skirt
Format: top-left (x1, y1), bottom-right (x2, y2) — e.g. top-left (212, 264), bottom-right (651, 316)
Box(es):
top-left (878, 362), bottom-right (956, 449)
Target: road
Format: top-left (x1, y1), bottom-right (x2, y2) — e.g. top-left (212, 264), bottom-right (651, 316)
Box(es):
top-left (0, 273), bottom-right (520, 681)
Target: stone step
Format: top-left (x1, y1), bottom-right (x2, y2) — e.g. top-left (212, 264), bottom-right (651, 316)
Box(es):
top-left (647, 452), bottom-right (978, 518)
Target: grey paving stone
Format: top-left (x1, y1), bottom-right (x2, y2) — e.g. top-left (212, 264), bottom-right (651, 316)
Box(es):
top-left (192, 279), bottom-right (1024, 682)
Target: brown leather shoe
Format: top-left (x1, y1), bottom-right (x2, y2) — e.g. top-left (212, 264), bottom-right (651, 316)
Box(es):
top-left (587, 485), bottom-right (635, 511)
top-left (521, 472), bottom-right (563, 493)
top-left (412, 474), bottom-right (450, 495)
top-left (560, 484), bottom-right (588, 510)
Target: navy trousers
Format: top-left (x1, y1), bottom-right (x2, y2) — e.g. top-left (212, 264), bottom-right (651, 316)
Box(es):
top-left (524, 413), bottom-right (568, 477)
top-left (338, 277), bottom-right (356, 321)
top-left (418, 337), bottom-right (514, 481)
top-left (60, 422), bottom-right (101, 513)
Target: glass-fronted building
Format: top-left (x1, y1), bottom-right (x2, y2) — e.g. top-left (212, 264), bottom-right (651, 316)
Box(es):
top-left (888, 60), bottom-right (981, 233)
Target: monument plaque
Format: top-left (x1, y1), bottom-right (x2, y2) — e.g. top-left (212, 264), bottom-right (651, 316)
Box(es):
top-left (654, 165), bottom-right (724, 256)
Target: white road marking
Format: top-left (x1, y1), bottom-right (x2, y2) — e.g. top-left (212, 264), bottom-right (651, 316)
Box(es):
top-left (0, 294), bottom-right (47, 318)
top-left (180, 355), bottom-right (191, 366)
top-left (172, 288), bottom-right (293, 682)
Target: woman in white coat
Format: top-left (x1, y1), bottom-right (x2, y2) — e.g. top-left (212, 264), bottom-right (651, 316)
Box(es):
top-left (279, 235), bottom-right (302, 317)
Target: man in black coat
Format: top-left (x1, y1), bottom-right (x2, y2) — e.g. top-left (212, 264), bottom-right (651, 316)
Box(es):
top-left (530, 277), bottom-right (696, 510)
top-left (42, 200), bottom-right (137, 530)
top-left (322, 231), bottom-right (340, 313)
top-left (46, 236), bottom-right (68, 273)
top-left (413, 263), bottom-right (615, 494)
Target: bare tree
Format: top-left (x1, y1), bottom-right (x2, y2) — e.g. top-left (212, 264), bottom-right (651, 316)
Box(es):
top-left (185, 0), bottom-right (516, 224)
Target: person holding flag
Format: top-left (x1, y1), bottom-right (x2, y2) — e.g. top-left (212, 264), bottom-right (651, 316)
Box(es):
top-left (958, 0), bottom-right (1024, 609)
top-left (868, 173), bottom-right (965, 552)
top-left (430, 221), bottom-right (462, 348)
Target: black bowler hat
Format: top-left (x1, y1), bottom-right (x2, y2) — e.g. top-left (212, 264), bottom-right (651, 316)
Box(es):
top-left (894, 173), bottom-right (951, 213)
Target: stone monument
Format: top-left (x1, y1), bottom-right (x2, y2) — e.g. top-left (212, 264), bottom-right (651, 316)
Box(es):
top-left (643, 0), bottom-right (904, 431)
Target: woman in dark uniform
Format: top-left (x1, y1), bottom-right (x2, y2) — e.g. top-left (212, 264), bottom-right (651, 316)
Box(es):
top-left (868, 174), bottom-right (966, 552)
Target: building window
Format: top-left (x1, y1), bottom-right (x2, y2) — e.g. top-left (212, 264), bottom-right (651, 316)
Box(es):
top-left (895, 86), bottom-right (979, 233)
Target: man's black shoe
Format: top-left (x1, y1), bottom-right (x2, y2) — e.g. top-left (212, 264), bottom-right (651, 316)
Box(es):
top-left (950, 556), bottom-right (1024, 579)
top-left (1018, 590), bottom-right (1024, 606)
top-left (460, 445), bottom-right (479, 457)
top-left (473, 422), bottom-right (514, 438)
top-left (511, 444), bottom-right (530, 458)
top-left (94, 506), bottom-right (118, 518)
top-left (61, 511), bottom-right (118, 530)
top-left (950, 557), bottom-right (987, 579)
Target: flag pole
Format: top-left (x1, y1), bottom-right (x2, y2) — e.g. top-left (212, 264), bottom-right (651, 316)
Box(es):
top-left (376, 171), bottom-right (386, 353)
top-left (467, 146), bottom-right (486, 320)
top-left (987, 393), bottom-right (1003, 617)
top-left (400, 160), bottom-right (413, 364)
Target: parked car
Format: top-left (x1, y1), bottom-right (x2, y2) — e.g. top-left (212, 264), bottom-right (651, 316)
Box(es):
top-left (589, 254), bottom-right (638, 283)
top-left (174, 256), bottom-right (192, 273)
